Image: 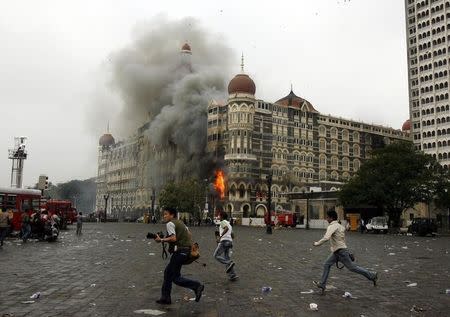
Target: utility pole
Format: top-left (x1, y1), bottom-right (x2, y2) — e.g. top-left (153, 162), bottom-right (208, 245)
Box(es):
top-left (266, 172), bottom-right (273, 234)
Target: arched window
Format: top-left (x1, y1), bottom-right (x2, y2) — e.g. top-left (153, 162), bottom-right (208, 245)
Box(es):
top-left (319, 139), bottom-right (326, 151)
top-left (331, 141), bottom-right (338, 153)
top-left (342, 157), bottom-right (350, 171)
top-left (330, 127), bottom-right (338, 139)
top-left (319, 125), bottom-right (326, 136)
top-left (331, 156), bottom-right (338, 169)
top-left (342, 142), bottom-right (349, 155)
top-left (319, 154), bottom-right (327, 167)
top-left (342, 129), bottom-right (349, 140)
top-left (353, 159), bottom-right (361, 172)
top-left (319, 170), bottom-right (327, 181)
top-left (353, 144), bottom-right (360, 157)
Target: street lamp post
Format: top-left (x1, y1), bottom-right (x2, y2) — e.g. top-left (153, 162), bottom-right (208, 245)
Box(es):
top-left (151, 188), bottom-right (155, 223)
top-left (302, 189), bottom-right (310, 230)
top-left (103, 194), bottom-right (109, 223)
top-left (266, 173), bottom-right (273, 234)
top-left (204, 179), bottom-right (209, 223)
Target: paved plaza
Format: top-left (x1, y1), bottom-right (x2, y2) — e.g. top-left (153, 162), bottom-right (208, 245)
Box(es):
top-left (0, 223), bottom-right (449, 317)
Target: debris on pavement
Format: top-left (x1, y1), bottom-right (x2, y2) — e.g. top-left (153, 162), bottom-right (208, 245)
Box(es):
top-left (300, 289), bottom-right (314, 294)
top-left (309, 303), bottom-right (318, 311)
top-left (407, 283), bottom-right (418, 287)
top-left (410, 305), bottom-right (425, 312)
top-left (30, 292), bottom-right (40, 299)
top-left (388, 253), bottom-right (396, 256)
top-left (90, 284), bottom-right (96, 288)
top-left (261, 286), bottom-right (272, 294)
top-left (134, 309), bottom-right (166, 315)
top-left (342, 291), bottom-right (357, 299)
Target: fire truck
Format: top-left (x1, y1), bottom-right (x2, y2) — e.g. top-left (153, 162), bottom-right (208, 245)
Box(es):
top-left (43, 199), bottom-right (77, 229)
top-left (276, 212), bottom-right (297, 227)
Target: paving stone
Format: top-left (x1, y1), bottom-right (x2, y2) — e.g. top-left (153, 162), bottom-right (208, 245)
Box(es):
top-left (0, 223), bottom-right (449, 316)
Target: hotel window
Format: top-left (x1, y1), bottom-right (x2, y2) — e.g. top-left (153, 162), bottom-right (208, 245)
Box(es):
top-left (319, 139), bottom-right (326, 151)
top-left (353, 144), bottom-right (360, 157)
top-left (342, 142), bottom-right (349, 155)
top-left (353, 131), bottom-right (360, 142)
top-left (319, 125), bottom-right (326, 136)
top-left (331, 156), bottom-right (338, 169)
top-left (353, 159), bottom-right (361, 172)
top-left (342, 129), bottom-right (349, 140)
top-left (319, 170), bottom-right (327, 181)
top-left (342, 157), bottom-right (350, 171)
top-left (331, 141), bottom-right (338, 153)
top-left (319, 154), bottom-right (327, 167)
top-left (330, 127), bottom-right (338, 139)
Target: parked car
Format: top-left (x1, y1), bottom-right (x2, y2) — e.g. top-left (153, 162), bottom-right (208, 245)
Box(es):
top-left (365, 216), bottom-right (388, 233)
top-left (408, 218), bottom-right (437, 236)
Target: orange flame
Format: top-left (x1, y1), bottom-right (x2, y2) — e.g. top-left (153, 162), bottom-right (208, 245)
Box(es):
top-left (214, 170), bottom-right (225, 199)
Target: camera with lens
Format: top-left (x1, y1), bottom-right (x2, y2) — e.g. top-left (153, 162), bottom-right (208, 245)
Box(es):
top-left (146, 231), bottom-right (165, 239)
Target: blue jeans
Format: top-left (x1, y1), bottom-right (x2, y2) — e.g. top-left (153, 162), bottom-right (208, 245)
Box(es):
top-left (21, 224), bottom-right (31, 241)
top-left (161, 251), bottom-right (201, 301)
top-left (214, 240), bottom-right (236, 276)
top-left (320, 248), bottom-right (375, 286)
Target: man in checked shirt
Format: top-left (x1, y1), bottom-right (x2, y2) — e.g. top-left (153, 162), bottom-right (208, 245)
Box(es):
top-left (313, 210), bottom-right (378, 293)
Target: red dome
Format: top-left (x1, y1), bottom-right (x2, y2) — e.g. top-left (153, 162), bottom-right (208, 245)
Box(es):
top-left (99, 133), bottom-right (115, 147)
top-left (181, 43), bottom-right (191, 51)
top-left (402, 119), bottom-right (411, 131)
top-left (228, 73), bottom-right (256, 95)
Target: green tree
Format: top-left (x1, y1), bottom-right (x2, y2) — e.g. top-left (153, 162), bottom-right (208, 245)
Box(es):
top-left (158, 178), bottom-right (206, 218)
top-left (339, 142), bottom-right (444, 227)
top-left (36, 178), bottom-right (97, 213)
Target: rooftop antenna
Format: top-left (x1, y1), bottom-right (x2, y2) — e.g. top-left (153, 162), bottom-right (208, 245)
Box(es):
top-left (241, 53), bottom-right (245, 72)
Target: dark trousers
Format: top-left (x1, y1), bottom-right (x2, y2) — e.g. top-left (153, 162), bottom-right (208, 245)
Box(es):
top-left (76, 223), bottom-right (82, 235)
top-left (161, 251), bottom-right (201, 300)
top-left (0, 227), bottom-right (8, 246)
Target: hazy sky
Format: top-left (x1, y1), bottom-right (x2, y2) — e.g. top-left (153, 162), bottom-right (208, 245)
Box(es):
top-left (0, 0), bottom-right (408, 187)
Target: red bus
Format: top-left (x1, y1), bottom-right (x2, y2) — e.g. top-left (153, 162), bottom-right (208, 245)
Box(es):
top-left (0, 187), bottom-right (42, 231)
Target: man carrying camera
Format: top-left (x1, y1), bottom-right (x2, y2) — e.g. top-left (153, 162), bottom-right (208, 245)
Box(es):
top-left (313, 210), bottom-right (378, 293)
top-left (153, 207), bottom-right (204, 305)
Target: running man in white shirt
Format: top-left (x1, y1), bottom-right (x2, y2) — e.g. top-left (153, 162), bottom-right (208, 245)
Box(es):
top-left (213, 211), bottom-right (238, 281)
top-left (313, 210), bottom-right (378, 293)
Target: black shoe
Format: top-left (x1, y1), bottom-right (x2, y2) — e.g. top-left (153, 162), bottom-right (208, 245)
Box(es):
top-left (229, 275), bottom-right (239, 281)
top-left (225, 262), bottom-right (235, 273)
top-left (156, 298), bottom-right (171, 305)
top-left (372, 272), bottom-right (378, 287)
top-left (313, 281), bottom-right (325, 294)
top-left (195, 284), bottom-right (204, 302)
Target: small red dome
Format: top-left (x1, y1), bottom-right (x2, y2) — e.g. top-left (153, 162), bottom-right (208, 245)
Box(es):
top-left (402, 119), bottom-right (411, 131)
top-left (228, 73), bottom-right (256, 95)
top-left (99, 133), bottom-right (115, 147)
top-left (181, 43), bottom-right (191, 51)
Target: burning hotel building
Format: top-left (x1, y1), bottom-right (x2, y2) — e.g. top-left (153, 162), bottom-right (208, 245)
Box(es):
top-left (95, 43), bottom-right (410, 222)
top-left (207, 57), bottom-right (410, 220)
